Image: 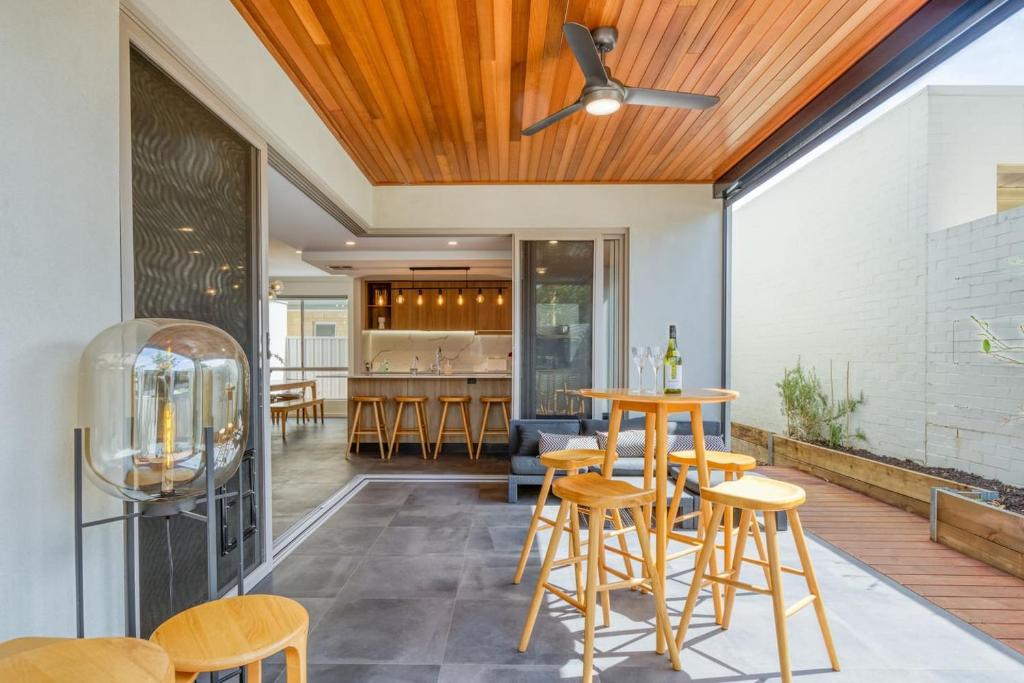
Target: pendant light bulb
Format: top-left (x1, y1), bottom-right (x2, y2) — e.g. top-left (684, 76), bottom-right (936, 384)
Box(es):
top-left (457, 289), bottom-right (464, 306)
top-left (416, 289), bottom-right (424, 306)
top-left (476, 289), bottom-right (484, 304)
top-left (396, 289), bottom-right (405, 304)
top-left (436, 289), bottom-right (444, 306)
top-left (497, 288), bottom-right (504, 306)
top-left (376, 291), bottom-right (384, 306)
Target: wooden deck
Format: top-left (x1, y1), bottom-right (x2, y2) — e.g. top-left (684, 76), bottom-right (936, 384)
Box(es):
top-left (762, 465), bottom-right (1024, 656)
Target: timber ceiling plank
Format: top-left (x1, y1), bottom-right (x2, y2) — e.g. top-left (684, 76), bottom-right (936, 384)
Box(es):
top-left (231, 0), bottom-right (929, 183)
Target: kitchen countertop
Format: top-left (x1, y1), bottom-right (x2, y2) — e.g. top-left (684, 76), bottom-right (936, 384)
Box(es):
top-left (349, 373), bottom-right (512, 380)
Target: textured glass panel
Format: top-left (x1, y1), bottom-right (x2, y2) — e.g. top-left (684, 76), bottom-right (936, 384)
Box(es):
top-left (129, 47), bottom-right (259, 635)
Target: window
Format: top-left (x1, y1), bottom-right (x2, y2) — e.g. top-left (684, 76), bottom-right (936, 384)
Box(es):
top-left (268, 297), bottom-right (349, 399)
top-left (313, 321), bottom-right (337, 337)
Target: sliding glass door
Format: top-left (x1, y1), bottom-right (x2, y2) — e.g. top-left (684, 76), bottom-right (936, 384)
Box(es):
top-left (519, 236), bottom-right (626, 419)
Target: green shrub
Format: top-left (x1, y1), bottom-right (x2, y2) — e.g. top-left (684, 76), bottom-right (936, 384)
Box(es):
top-left (777, 360), bottom-right (865, 449)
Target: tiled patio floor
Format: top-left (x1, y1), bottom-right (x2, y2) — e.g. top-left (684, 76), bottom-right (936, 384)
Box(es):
top-left (255, 479), bottom-right (1024, 682)
top-left (764, 465), bottom-right (1024, 656)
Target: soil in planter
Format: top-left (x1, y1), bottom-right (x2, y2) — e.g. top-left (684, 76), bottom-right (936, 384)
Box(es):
top-left (807, 442), bottom-right (1024, 515)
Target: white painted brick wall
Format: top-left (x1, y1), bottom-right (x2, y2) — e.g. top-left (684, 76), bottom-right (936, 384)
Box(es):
top-left (733, 86), bottom-right (1024, 485)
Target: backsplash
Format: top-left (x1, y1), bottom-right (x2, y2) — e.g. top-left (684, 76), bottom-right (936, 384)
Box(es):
top-left (362, 331), bottom-right (512, 373)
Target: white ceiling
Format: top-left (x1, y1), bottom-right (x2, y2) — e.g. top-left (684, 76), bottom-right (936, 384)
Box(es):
top-left (268, 166), bottom-right (512, 278)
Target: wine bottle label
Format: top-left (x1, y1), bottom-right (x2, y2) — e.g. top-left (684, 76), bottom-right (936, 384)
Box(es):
top-left (664, 360), bottom-right (683, 391)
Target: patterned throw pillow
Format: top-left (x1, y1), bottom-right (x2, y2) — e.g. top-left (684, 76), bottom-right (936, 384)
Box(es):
top-left (596, 430), bottom-right (726, 456)
top-left (538, 431), bottom-right (599, 455)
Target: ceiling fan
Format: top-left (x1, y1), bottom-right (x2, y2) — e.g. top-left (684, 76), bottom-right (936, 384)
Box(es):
top-left (522, 23), bottom-right (720, 136)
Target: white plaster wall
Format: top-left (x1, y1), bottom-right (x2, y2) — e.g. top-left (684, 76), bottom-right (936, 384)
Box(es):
top-left (926, 86), bottom-right (1024, 233)
top-left (732, 91), bottom-right (931, 460)
top-left (375, 184), bottom-right (724, 391)
top-left (0, 0), bottom-right (125, 639)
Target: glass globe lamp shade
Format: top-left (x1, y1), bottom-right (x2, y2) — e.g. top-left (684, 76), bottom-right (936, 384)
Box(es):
top-left (78, 319), bottom-right (250, 508)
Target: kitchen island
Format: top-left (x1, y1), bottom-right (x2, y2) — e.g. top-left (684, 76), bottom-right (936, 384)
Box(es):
top-left (347, 373), bottom-right (513, 455)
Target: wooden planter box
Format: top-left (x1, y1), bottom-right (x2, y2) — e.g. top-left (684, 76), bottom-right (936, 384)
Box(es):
top-left (771, 435), bottom-right (974, 518)
top-left (932, 489), bottom-right (1024, 580)
top-left (730, 422), bottom-right (771, 463)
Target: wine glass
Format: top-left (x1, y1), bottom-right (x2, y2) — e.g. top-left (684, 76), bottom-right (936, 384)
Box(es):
top-left (648, 345), bottom-right (664, 393)
top-left (631, 346), bottom-right (646, 392)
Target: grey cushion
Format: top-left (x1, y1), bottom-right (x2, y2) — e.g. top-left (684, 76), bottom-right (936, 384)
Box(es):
top-left (510, 455), bottom-right (550, 476)
top-left (584, 418), bottom-right (722, 436)
top-left (510, 420), bottom-right (580, 457)
top-left (538, 431), bottom-right (599, 454)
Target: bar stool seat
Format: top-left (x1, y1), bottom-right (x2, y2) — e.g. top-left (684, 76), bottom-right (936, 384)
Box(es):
top-left (388, 396), bottom-right (429, 460)
top-left (433, 396), bottom-right (473, 460)
top-left (676, 477), bottom-right (839, 683)
top-left (474, 396), bottom-right (511, 459)
top-left (704, 476), bottom-right (806, 510)
top-left (347, 396), bottom-right (388, 460)
top-left (150, 595), bottom-right (308, 683)
top-left (520, 473), bottom-right (681, 683)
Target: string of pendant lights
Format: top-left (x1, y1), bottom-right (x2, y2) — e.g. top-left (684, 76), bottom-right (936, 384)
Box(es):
top-left (392, 267), bottom-right (504, 307)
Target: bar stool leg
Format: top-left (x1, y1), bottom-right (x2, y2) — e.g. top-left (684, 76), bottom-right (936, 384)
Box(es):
top-left (789, 509), bottom-right (841, 671)
top-left (433, 402), bottom-right (450, 460)
top-left (459, 402), bottom-right (474, 460)
top-left (764, 512), bottom-right (792, 683)
top-left (284, 636), bottom-right (308, 683)
top-left (475, 401), bottom-right (492, 460)
top-left (722, 509), bottom-right (753, 629)
top-left (632, 507), bottom-right (682, 671)
top-left (415, 403), bottom-right (429, 459)
top-left (514, 468), bottom-right (555, 584)
top-left (750, 513), bottom-right (772, 585)
top-left (500, 400), bottom-right (511, 432)
top-left (675, 504), bottom-right (726, 649)
top-left (519, 499), bottom-right (570, 652)
top-left (372, 402), bottom-right (387, 460)
top-left (346, 401), bottom-right (363, 459)
top-left (387, 401), bottom-right (406, 459)
top-left (569, 503), bottom-right (585, 605)
top-left (582, 505), bottom-right (604, 683)
top-left (597, 524), bottom-right (611, 628)
top-left (609, 509), bottom-right (635, 584)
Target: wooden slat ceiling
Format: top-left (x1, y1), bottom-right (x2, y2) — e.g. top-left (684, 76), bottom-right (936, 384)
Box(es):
top-left (231, 0), bottom-right (928, 184)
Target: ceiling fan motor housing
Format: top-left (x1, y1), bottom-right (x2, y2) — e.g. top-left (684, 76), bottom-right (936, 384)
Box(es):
top-left (591, 26), bottom-right (618, 53)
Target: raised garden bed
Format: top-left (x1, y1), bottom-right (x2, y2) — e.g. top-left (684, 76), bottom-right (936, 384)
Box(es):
top-left (932, 489), bottom-right (1024, 580)
top-left (771, 435), bottom-right (976, 517)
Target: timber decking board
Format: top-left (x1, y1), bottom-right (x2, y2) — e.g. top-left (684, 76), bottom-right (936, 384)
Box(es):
top-left (762, 465), bottom-right (1024, 656)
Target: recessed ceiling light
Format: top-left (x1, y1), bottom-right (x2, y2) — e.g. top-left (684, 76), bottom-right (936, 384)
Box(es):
top-left (536, 267), bottom-right (547, 275)
top-left (548, 240), bottom-right (558, 244)
top-left (448, 241), bottom-right (458, 246)
top-left (345, 240), bottom-right (356, 246)
top-left (178, 226), bottom-right (194, 233)
top-left (295, 249), bottom-right (302, 254)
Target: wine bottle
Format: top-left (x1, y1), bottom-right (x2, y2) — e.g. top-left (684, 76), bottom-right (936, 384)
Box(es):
top-left (664, 325), bottom-right (683, 394)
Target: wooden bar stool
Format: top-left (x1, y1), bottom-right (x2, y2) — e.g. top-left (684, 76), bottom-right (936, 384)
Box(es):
top-left (666, 450), bottom-right (770, 604)
top-left (388, 396), bottom-right (429, 459)
top-left (150, 594), bottom-right (309, 683)
top-left (474, 396), bottom-right (511, 459)
top-left (513, 448), bottom-right (634, 593)
top-left (346, 395), bottom-right (388, 460)
top-left (0, 637), bottom-right (174, 682)
top-left (675, 477), bottom-right (840, 683)
top-left (433, 395), bottom-right (473, 460)
top-left (519, 473), bottom-right (681, 683)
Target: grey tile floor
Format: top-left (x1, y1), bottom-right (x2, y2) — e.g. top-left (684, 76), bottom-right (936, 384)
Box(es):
top-left (255, 481), bottom-right (1024, 682)
top-left (271, 418), bottom-right (507, 539)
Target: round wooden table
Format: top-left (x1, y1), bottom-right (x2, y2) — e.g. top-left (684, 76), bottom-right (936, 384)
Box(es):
top-left (0, 637), bottom-right (174, 682)
top-left (576, 387), bottom-right (739, 653)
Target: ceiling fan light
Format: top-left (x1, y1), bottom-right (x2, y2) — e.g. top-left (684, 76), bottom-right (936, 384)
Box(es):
top-left (583, 88), bottom-right (623, 116)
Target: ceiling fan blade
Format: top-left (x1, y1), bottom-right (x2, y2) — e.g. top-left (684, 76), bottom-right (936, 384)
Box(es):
top-left (522, 101), bottom-right (583, 136)
top-left (624, 88), bottom-right (720, 110)
top-left (563, 23), bottom-right (609, 86)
